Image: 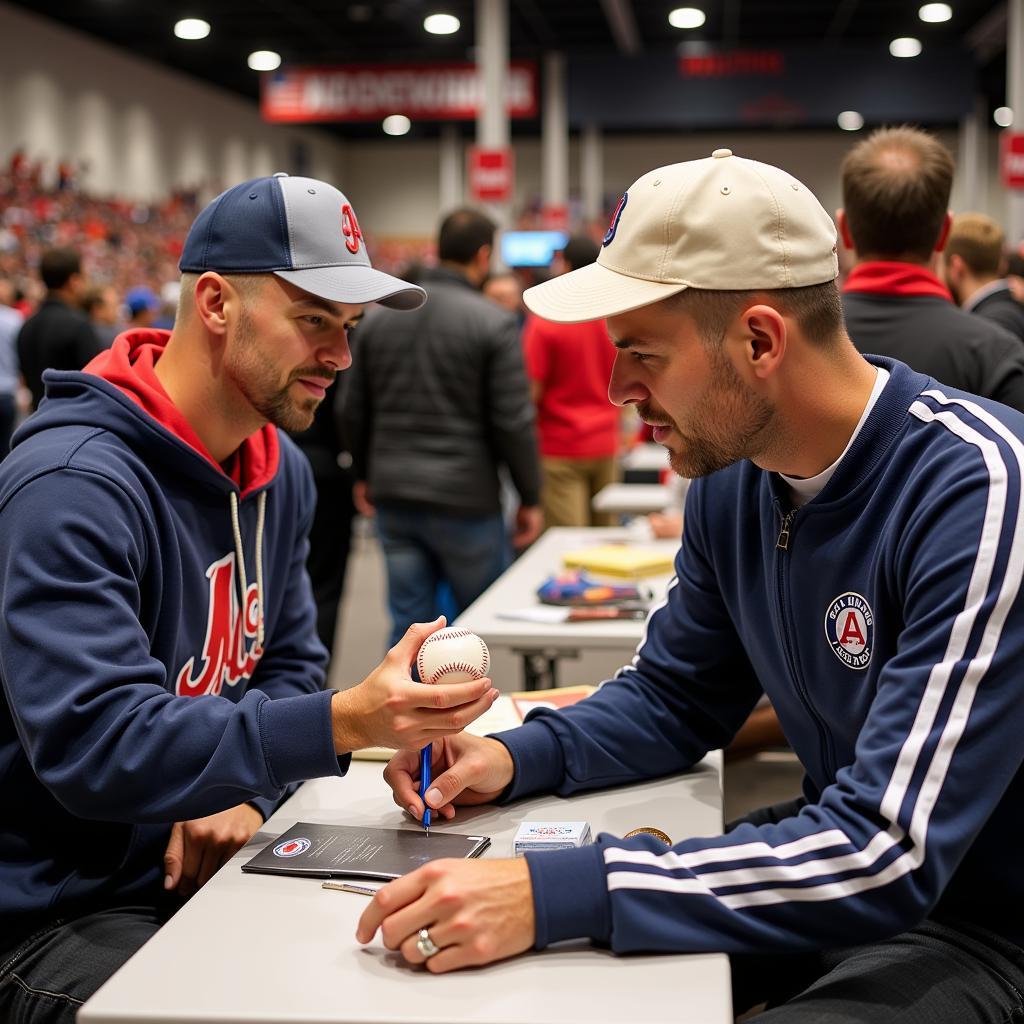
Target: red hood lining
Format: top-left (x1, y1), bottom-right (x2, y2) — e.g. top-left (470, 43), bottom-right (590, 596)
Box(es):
top-left (83, 329), bottom-right (279, 497)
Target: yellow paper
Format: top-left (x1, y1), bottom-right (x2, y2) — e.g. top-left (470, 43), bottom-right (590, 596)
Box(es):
top-left (561, 544), bottom-right (675, 578)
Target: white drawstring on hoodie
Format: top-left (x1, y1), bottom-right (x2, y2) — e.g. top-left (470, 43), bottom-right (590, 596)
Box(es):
top-left (228, 490), bottom-right (267, 650)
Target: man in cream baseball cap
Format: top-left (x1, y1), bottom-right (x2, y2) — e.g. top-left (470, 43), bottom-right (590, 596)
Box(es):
top-left (362, 148), bottom-right (1024, 1024)
top-left (522, 148), bottom-right (852, 480)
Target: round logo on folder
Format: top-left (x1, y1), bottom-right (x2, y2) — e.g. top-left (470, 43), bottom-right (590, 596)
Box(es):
top-left (273, 837), bottom-right (312, 858)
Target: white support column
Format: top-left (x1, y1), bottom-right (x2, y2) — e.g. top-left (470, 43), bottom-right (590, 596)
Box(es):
top-left (475, 0), bottom-right (510, 225)
top-left (541, 51), bottom-right (568, 226)
top-left (1008, 0), bottom-right (1024, 243)
top-left (439, 124), bottom-right (462, 213)
top-left (957, 96), bottom-right (986, 213)
top-left (581, 123), bottom-right (604, 227)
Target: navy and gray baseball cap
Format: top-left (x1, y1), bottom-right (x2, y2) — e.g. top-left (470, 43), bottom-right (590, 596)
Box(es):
top-left (179, 172), bottom-right (425, 310)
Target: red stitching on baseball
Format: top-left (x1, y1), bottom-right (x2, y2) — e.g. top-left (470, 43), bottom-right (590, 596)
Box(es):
top-left (428, 661), bottom-right (478, 680)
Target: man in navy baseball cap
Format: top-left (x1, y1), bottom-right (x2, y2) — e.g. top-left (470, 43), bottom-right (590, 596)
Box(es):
top-left (0, 175), bottom-right (499, 1023)
top-left (159, 171), bottom-right (425, 437)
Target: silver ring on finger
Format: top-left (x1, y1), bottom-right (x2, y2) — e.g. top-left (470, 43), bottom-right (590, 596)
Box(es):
top-left (416, 927), bottom-right (441, 959)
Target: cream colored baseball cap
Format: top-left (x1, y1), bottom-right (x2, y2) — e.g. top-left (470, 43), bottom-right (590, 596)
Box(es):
top-left (523, 148), bottom-right (838, 324)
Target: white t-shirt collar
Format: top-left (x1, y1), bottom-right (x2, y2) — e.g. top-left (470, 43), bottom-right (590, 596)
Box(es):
top-left (780, 367), bottom-right (890, 508)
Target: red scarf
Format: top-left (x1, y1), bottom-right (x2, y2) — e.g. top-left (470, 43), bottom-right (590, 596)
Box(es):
top-left (843, 261), bottom-right (953, 302)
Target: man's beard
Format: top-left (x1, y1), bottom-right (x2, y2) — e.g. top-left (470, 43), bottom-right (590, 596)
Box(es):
top-left (641, 350), bottom-right (775, 479)
top-left (232, 310), bottom-right (335, 432)
top-left (256, 376), bottom-right (329, 433)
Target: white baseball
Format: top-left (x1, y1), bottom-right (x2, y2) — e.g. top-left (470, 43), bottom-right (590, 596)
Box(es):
top-left (417, 627), bottom-right (490, 684)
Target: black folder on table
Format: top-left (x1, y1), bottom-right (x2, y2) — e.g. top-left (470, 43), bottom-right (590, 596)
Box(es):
top-left (241, 822), bottom-right (491, 881)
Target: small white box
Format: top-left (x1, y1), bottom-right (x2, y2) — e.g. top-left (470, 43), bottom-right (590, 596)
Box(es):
top-left (513, 821), bottom-right (592, 856)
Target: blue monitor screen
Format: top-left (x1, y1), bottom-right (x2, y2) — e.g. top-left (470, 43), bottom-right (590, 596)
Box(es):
top-left (500, 230), bottom-right (568, 268)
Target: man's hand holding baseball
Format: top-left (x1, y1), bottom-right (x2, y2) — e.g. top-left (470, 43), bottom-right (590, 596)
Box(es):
top-left (356, 857), bottom-right (535, 972)
top-left (331, 618), bottom-right (498, 754)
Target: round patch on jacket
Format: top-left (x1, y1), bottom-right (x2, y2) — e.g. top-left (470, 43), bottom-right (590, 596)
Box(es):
top-left (824, 592), bottom-right (873, 670)
top-left (273, 837), bottom-right (312, 858)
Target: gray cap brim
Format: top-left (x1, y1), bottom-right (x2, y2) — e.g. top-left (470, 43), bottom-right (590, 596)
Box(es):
top-left (523, 262), bottom-right (687, 324)
top-left (274, 266), bottom-right (426, 310)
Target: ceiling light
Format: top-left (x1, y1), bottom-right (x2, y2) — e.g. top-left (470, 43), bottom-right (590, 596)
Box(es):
top-left (382, 114), bottom-right (411, 136)
top-left (837, 111), bottom-right (864, 131)
top-left (918, 3), bottom-right (952, 22)
top-left (995, 106), bottom-right (1014, 127)
top-left (669, 7), bottom-right (706, 29)
top-left (174, 18), bottom-right (210, 40)
top-left (247, 50), bottom-right (282, 71)
top-left (889, 37), bottom-right (922, 57)
top-left (424, 13), bottom-right (460, 34)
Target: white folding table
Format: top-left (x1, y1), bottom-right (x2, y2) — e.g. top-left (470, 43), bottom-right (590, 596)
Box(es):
top-left (79, 757), bottom-right (731, 1024)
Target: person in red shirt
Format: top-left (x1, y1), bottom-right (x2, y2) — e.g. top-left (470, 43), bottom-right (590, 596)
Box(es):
top-left (523, 236), bottom-right (620, 527)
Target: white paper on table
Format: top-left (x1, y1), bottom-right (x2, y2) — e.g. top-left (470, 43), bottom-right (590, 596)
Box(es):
top-left (467, 694), bottom-right (523, 733)
top-left (494, 606), bottom-right (570, 624)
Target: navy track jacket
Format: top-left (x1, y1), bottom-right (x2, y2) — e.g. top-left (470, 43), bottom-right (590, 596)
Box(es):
top-left (496, 357), bottom-right (1024, 954)
top-left (0, 332), bottom-right (348, 944)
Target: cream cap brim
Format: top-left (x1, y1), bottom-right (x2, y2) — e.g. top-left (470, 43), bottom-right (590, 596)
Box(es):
top-left (523, 262), bottom-right (688, 324)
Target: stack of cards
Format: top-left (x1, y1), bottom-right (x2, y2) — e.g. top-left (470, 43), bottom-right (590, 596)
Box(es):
top-left (513, 821), bottom-right (592, 856)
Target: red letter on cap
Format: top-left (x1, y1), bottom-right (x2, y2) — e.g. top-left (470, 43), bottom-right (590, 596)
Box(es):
top-left (341, 204), bottom-right (363, 255)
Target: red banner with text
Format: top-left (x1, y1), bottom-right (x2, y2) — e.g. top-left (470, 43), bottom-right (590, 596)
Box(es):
top-left (262, 61), bottom-right (537, 123)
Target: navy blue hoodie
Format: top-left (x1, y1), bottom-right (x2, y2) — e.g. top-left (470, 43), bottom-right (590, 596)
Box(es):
top-left (0, 330), bottom-right (347, 945)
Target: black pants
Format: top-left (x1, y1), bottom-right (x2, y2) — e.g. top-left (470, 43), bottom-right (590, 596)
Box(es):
top-left (0, 904), bottom-right (175, 1024)
top-left (728, 799), bottom-right (1024, 1023)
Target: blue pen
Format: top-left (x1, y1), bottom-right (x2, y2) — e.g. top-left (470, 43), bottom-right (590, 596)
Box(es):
top-left (419, 743), bottom-right (432, 833)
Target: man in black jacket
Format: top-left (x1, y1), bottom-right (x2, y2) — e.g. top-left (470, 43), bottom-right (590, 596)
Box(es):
top-left (838, 127), bottom-right (1024, 412)
top-left (944, 212), bottom-right (1024, 345)
top-left (342, 209), bottom-right (541, 648)
top-left (16, 248), bottom-right (102, 411)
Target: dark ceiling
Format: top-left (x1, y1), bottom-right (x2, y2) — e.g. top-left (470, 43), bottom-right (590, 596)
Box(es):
top-left (8, 0), bottom-right (1011, 138)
